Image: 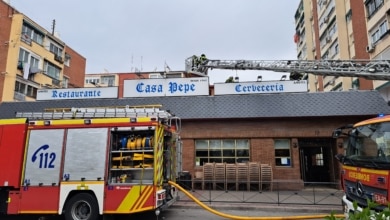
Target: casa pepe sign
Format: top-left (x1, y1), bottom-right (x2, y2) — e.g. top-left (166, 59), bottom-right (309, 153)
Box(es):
top-left (123, 77), bottom-right (209, 97)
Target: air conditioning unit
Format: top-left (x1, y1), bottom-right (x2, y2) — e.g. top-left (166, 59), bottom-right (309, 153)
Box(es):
top-left (54, 54), bottom-right (64, 63)
top-left (326, 36), bottom-right (331, 43)
top-left (366, 44), bottom-right (375, 53)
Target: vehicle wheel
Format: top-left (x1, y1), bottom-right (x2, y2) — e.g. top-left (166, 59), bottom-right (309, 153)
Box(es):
top-left (64, 193), bottom-right (100, 220)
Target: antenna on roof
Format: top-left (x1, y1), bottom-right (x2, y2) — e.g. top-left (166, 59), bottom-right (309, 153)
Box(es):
top-left (51, 19), bottom-right (56, 35)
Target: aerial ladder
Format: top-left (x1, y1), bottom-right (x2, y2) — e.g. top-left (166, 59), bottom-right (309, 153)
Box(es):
top-left (185, 56), bottom-right (390, 80)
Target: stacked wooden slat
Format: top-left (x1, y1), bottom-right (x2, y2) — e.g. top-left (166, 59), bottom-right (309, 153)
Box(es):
top-left (213, 163), bottom-right (226, 190)
top-left (236, 163), bottom-right (249, 191)
top-left (202, 163), bottom-right (214, 190)
top-left (225, 163), bottom-right (237, 191)
top-left (260, 164), bottom-right (273, 191)
top-left (248, 162), bottom-right (260, 191)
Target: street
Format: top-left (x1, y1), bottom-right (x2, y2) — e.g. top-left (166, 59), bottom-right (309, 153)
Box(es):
top-left (1, 207), bottom-right (341, 220)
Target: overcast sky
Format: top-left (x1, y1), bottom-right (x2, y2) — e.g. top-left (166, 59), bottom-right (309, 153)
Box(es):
top-left (9, 0), bottom-right (301, 83)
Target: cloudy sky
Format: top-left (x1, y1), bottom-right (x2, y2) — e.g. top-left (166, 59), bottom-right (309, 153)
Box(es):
top-left (9, 0), bottom-right (301, 83)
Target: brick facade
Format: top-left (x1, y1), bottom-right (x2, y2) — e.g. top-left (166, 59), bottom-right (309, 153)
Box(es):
top-left (180, 116), bottom-right (367, 184)
top-left (64, 46), bottom-right (86, 88)
top-left (0, 2), bottom-right (15, 102)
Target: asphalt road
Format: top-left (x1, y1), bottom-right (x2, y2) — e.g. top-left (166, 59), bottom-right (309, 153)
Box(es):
top-left (1, 207), bottom-right (341, 220)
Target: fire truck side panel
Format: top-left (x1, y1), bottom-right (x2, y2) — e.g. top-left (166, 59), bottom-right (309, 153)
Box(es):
top-left (17, 186), bottom-right (60, 214)
top-left (0, 119), bottom-right (28, 188)
top-left (63, 128), bottom-right (108, 181)
top-left (24, 129), bottom-right (65, 186)
top-left (58, 127), bottom-right (108, 214)
top-left (104, 185), bottom-right (155, 214)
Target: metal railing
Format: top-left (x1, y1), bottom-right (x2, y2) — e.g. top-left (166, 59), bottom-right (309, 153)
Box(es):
top-left (175, 179), bottom-right (343, 207)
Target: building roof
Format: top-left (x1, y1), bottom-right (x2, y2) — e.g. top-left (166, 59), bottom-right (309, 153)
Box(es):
top-left (0, 90), bottom-right (389, 119)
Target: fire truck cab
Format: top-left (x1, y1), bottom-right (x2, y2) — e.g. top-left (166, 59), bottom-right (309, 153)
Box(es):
top-left (0, 105), bottom-right (180, 220)
top-left (334, 114), bottom-right (390, 216)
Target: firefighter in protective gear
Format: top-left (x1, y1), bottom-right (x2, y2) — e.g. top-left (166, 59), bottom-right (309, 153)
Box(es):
top-left (191, 55), bottom-right (198, 70)
top-left (199, 54), bottom-right (207, 64)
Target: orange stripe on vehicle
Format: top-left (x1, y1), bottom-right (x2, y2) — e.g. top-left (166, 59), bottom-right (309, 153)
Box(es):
top-left (154, 125), bottom-right (164, 185)
top-left (343, 165), bottom-right (389, 175)
top-left (132, 186), bottom-right (153, 210)
top-left (116, 185), bottom-right (144, 211)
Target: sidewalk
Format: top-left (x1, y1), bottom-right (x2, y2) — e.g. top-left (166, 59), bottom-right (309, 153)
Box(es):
top-left (172, 189), bottom-right (344, 214)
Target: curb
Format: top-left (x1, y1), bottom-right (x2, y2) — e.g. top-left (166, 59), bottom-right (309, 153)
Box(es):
top-left (172, 201), bottom-right (343, 214)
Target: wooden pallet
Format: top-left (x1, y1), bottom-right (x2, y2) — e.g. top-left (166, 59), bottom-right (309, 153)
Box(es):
top-left (236, 163), bottom-right (249, 191)
top-left (213, 163), bottom-right (226, 190)
top-left (260, 164), bottom-right (273, 191)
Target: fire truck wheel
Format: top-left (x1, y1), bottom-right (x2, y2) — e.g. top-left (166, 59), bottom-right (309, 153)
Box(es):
top-left (64, 192), bottom-right (100, 220)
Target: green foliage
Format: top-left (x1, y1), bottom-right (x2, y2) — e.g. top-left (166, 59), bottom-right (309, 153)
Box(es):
top-left (325, 199), bottom-right (390, 220)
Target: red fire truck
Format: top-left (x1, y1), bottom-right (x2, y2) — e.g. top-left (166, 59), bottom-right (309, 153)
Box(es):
top-left (333, 114), bottom-right (390, 216)
top-left (0, 105), bottom-right (181, 220)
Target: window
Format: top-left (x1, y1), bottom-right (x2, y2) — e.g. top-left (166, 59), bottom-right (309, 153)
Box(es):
top-left (44, 61), bottom-right (61, 80)
top-left (49, 42), bottom-right (63, 56)
top-left (62, 76), bottom-right (69, 88)
top-left (313, 153), bottom-right (324, 166)
top-left (18, 48), bottom-right (29, 67)
top-left (345, 9), bottom-right (352, 23)
top-left (14, 81), bottom-right (37, 99)
top-left (21, 22), bottom-right (44, 45)
top-left (86, 78), bottom-right (100, 85)
top-left (195, 139), bottom-right (249, 166)
top-left (101, 76), bottom-right (115, 86)
top-left (366, 0), bottom-right (384, 18)
top-left (18, 48), bottom-right (41, 80)
top-left (274, 139), bottom-right (291, 167)
top-left (370, 20), bottom-right (388, 44)
top-left (64, 53), bottom-right (71, 66)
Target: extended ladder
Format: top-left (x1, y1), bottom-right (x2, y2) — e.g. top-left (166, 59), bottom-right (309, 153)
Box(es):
top-left (185, 57), bottom-right (390, 80)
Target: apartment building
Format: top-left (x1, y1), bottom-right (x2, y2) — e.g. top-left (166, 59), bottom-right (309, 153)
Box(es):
top-left (0, 1), bottom-right (86, 102)
top-left (294, 0), bottom-right (387, 93)
top-left (365, 0), bottom-right (390, 102)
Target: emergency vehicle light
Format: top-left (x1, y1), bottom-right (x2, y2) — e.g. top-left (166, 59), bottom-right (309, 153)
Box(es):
top-left (84, 119), bottom-right (91, 125)
top-left (130, 118), bottom-right (137, 123)
top-left (44, 120), bottom-right (51, 126)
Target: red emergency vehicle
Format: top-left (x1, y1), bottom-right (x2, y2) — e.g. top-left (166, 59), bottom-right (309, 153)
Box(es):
top-left (0, 105), bottom-right (180, 220)
top-left (334, 114), bottom-right (390, 216)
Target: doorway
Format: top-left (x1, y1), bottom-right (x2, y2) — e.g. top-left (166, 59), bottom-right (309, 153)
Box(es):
top-left (298, 138), bottom-right (335, 184)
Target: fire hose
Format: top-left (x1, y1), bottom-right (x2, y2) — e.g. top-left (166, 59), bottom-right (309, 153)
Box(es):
top-left (168, 181), bottom-right (345, 220)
